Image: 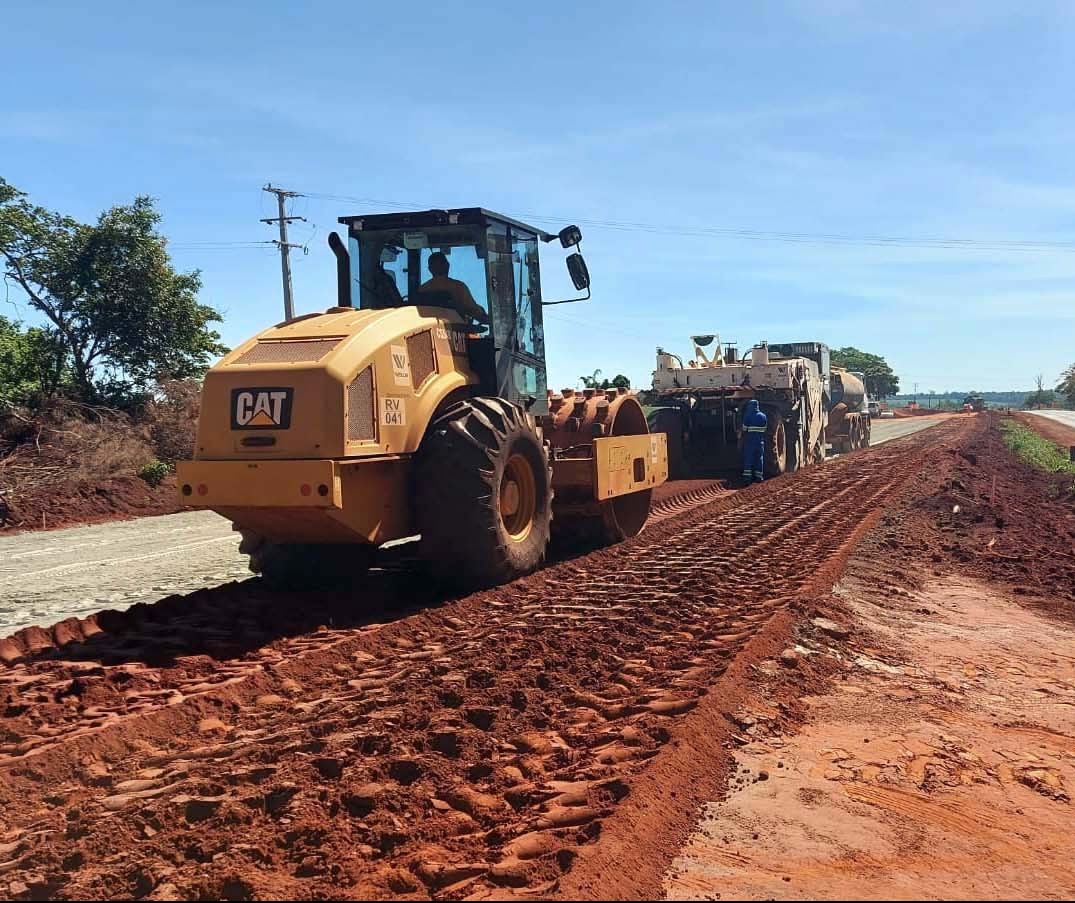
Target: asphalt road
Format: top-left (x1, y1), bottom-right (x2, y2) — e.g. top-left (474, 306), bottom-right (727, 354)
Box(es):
top-left (0, 414), bottom-right (949, 637)
top-left (867, 414), bottom-right (949, 447)
top-left (1026, 410), bottom-right (1075, 430)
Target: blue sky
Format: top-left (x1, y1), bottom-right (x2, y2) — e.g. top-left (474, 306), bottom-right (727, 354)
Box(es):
top-left (3, 0), bottom-right (1074, 393)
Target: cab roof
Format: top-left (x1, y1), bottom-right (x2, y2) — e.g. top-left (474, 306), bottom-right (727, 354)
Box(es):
top-left (338, 207), bottom-right (552, 242)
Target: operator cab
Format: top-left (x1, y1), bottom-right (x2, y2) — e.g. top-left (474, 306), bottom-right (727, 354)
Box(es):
top-left (332, 208), bottom-right (589, 414)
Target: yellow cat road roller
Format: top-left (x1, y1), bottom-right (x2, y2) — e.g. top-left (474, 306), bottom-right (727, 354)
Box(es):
top-left (178, 207), bottom-right (667, 588)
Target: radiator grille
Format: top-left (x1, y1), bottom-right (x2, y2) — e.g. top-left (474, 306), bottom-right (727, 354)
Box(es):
top-left (234, 338), bottom-right (343, 365)
top-left (347, 366), bottom-right (376, 442)
top-left (407, 330), bottom-right (437, 390)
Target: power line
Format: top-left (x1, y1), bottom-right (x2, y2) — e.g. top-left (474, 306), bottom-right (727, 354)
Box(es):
top-left (298, 188), bottom-right (1075, 254)
top-left (170, 241), bottom-right (276, 249)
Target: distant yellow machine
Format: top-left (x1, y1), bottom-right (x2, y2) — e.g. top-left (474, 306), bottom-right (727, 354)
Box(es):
top-left (178, 208), bottom-right (666, 587)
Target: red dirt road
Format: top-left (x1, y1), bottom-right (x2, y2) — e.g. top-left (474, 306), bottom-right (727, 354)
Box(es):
top-left (667, 415), bottom-right (1075, 899)
top-left (0, 420), bottom-right (971, 901)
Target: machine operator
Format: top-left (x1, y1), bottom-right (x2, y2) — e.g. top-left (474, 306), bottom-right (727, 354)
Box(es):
top-left (417, 252), bottom-right (490, 324)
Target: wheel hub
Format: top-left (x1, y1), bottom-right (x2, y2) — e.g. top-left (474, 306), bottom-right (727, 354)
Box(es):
top-left (500, 453), bottom-right (536, 542)
top-left (501, 481), bottom-right (521, 517)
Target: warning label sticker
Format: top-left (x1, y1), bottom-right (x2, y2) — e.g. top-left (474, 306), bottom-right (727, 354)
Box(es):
top-left (382, 396), bottom-right (406, 427)
top-left (390, 345), bottom-right (411, 386)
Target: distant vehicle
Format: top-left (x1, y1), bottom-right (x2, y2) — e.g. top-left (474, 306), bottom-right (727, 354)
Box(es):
top-left (879, 410), bottom-right (896, 419)
top-left (647, 336), bottom-right (871, 478)
top-left (962, 393), bottom-right (985, 413)
top-left (868, 401), bottom-right (881, 417)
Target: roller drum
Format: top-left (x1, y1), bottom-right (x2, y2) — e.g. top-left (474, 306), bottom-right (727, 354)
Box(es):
top-left (542, 387), bottom-right (653, 544)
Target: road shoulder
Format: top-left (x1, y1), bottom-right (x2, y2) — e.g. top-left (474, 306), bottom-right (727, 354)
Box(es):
top-left (665, 419), bottom-right (1075, 900)
top-left (665, 572), bottom-right (1075, 899)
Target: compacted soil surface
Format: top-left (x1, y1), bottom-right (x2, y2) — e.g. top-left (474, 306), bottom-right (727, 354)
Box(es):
top-left (1, 414), bottom-right (1071, 900)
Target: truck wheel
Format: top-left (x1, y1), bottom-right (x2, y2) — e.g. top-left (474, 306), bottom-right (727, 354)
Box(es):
top-left (415, 397), bottom-right (553, 588)
top-left (239, 529), bottom-right (372, 590)
top-left (764, 416), bottom-right (787, 477)
top-left (648, 407), bottom-right (686, 478)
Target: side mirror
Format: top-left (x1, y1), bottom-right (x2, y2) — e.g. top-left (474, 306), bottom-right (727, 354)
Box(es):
top-left (566, 252), bottom-right (590, 291)
top-left (558, 225), bottom-right (583, 248)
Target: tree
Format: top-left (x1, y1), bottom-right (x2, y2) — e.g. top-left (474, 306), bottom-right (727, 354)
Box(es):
top-left (579, 368), bottom-right (602, 388)
top-left (830, 347), bottom-right (900, 399)
top-left (1025, 374), bottom-right (1056, 409)
top-left (596, 374), bottom-right (631, 391)
top-left (1057, 363), bottom-right (1075, 408)
top-left (0, 177), bottom-right (226, 403)
top-left (579, 371), bottom-right (631, 391)
top-left (0, 315), bottom-right (69, 408)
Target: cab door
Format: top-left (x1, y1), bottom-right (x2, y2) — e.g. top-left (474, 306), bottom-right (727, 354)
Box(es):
top-left (486, 223), bottom-right (548, 413)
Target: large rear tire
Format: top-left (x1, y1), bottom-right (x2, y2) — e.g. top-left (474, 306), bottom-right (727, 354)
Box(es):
top-left (415, 397), bottom-right (553, 589)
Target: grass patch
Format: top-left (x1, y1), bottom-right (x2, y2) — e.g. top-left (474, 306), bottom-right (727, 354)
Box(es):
top-left (1001, 419), bottom-right (1075, 484)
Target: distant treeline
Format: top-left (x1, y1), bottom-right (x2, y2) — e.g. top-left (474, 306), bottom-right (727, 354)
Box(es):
top-left (889, 391), bottom-right (1029, 408)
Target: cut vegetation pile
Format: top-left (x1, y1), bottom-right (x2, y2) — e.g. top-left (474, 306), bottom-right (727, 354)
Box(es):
top-left (0, 381), bottom-right (199, 531)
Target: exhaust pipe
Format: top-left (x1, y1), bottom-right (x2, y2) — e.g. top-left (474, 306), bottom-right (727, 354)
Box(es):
top-left (328, 232), bottom-right (352, 308)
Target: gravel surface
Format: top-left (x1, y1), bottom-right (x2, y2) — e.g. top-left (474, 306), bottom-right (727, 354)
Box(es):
top-left (866, 414), bottom-right (948, 446)
top-left (0, 511), bottom-right (245, 635)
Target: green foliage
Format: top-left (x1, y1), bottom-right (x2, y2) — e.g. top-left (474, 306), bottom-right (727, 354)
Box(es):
top-left (830, 347), bottom-right (900, 398)
top-left (138, 459), bottom-right (172, 487)
top-left (0, 315), bottom-right (69, 408)
top-left (1058, 363), bottom-right (1075, 408)
top-left (1001, 421), bottom-right (1075, 486)
top-left (579, 371), bottom-right (631, 391)
top-left (0, 177), bottom-right (227, 405)
top-left (1024, 388), bottom-right (1057, 409)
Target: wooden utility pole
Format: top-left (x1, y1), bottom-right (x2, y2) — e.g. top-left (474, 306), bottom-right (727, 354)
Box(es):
top-left (261, 185), bottom-right (306, 321)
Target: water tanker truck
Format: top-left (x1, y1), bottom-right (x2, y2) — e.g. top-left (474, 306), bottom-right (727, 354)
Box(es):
top-left (827, 368), bottom-right (872, 453)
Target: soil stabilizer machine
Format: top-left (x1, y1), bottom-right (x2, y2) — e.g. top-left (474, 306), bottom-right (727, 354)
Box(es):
top-left (647, 335), bottom-right (867, 478)
top-left (177, 208), bottom-right (666, 588)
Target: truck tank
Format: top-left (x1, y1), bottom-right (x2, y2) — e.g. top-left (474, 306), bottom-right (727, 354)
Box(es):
top-left (830, 369), bottom-right (866, 413)
top-left (827, 368), bottom-right (871, 453)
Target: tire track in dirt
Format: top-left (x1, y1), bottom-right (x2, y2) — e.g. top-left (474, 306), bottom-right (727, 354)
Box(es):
top-left (0, 421), bottom-right (971, 900)
top-left (646, 480), bottom-right (731, 524)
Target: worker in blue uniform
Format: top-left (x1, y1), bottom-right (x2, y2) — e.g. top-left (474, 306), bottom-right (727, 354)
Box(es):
top-left (742, 399), bottom-right (768, 483)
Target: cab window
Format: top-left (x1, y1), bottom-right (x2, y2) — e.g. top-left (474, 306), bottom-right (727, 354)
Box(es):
top-left (350, 225), bottom-right (489, 318)
top-left (510, 229), bottom-right (542, 358)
